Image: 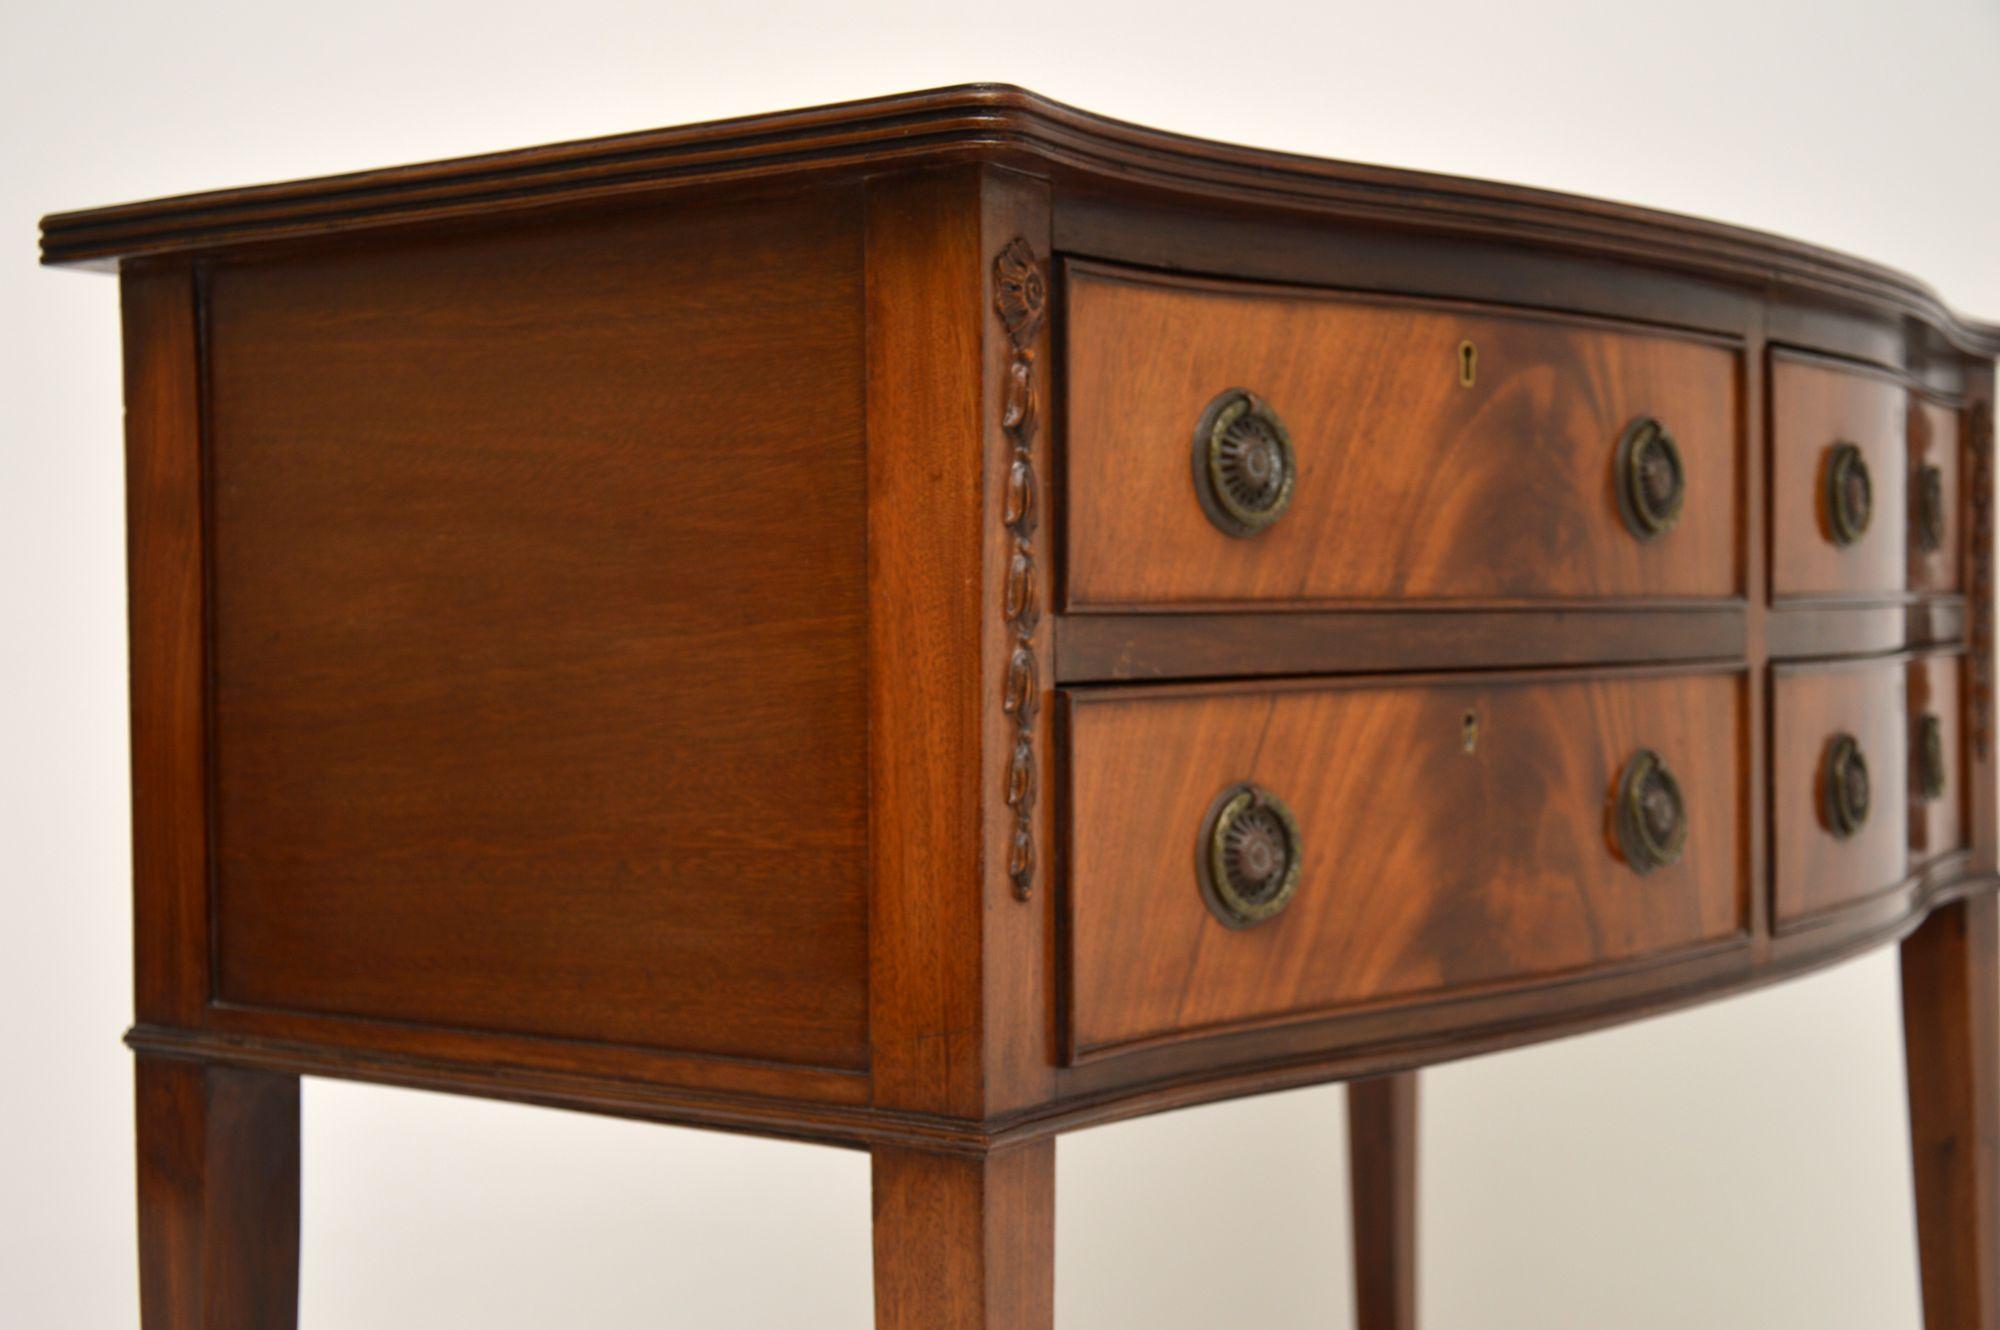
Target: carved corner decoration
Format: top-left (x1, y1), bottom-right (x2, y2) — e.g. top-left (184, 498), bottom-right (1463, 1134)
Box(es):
top-left (995, 238), bottom-right (1046, 902)
top-left (1971, 397), bottom-right (1994, 758)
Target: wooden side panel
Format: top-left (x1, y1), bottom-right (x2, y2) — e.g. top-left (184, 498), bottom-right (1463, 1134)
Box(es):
top-left (1065, 264), bottom-right (1741, 608)
top-left (122, 265), bottom-right (211, 1028)
top-left (1771, 354), bottom-right (1909, 599)
top-left (1911, 395), bottom-right (1965, 594)
top-left (203, 196), bottom-right (871, 1068)
top-left (1912, 652), bottom-right (1970, 872)
top-left (1771, 659), bottom-right (1909, 925)
top-left (1064, 670), bottom-right (1746, 1057)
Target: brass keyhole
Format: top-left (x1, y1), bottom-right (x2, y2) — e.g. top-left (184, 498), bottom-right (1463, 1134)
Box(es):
top-left (1462, 710), bottom-right (1480, 753)
top-left (1458, 340), bottom-right (1477, 388)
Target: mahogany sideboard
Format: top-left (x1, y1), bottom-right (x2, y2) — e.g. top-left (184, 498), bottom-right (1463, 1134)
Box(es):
top-left (40, 86), bottom-right (2000, 1328)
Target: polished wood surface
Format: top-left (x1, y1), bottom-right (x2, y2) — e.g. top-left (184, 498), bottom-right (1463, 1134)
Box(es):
top-left (121, 266), bottom-right (210, 1031)
top-left (1912, 396), bottom-right (1966, 594)
top-left (1065, 264), bottom-right (1741, 608)
top-left (203, 195), bottom-right (871, 1068)
top-left (136, 1058), bottom-right (299, 1330)
top-left (1349, 1074), bottom-right (1419, 1330)
top-left (863, 167), bottom-right (1058, 1120)
top-left (1064, 669), bottom-right (1745, 1057)
top-left (41, 85), bottom-right (2000, 1330)
top-left (1771, 353), bottom-right (1910, 600)
top-left (1903, 895), bottom-right (2000, 1330)
top-left (1913, 653), bottom-right (1971, 872)
top-left (1771, 658), bottom-right (1911, 926)
top-left (872, 1143), bottom-right (1055, 1330)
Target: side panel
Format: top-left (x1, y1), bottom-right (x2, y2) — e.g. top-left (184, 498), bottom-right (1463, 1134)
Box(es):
top-left (202, 194), bottom-right (871, 1069)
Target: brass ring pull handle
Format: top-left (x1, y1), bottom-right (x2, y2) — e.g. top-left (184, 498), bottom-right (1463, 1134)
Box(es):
top-left (1825, 443), bottom-right (1874, 547)
top-left (1916, 713), bottom-right (1948, 803)
top-left (1196, 782), bottom-right (1303, 928)
top-left (1613, 749), bottom-right (1688, 874)
top-left (1193, 389), bottom-right (1296, 537)
top-left (1615, 417), bottom-right (1686, 540)
top-left (1821, 733), bottom-right (1872, 837)
top-left (1914, 463), bottom-right (1946, 554)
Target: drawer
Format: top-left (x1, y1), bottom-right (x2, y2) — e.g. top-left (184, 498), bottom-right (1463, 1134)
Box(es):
top-left (1770, 354), bottom-right (1909, 599)
top-left (1771, 659), bottom-right (1912, 924)
top-left (1909, 652), bottom-right (1968, 870)
top-left (1909, 396), bottom-right (1964, 593)
top-left (1064, 264), bottom-right (1742, 608)
top-left (1063, 671), bottom-right (1747, 1059)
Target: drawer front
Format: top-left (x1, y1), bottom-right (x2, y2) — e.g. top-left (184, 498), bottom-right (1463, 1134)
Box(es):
top-left (1909, 396), bottom-right (1964, 594)
top-left (1065, 265), bottom-right (1742, 608)
top-left (1064, 671), bottom-right (1746, 1058)
top-left (1771, 661), bottom-right (1911, 924)
top-left (1909, 652), bottom-right (1968, 870)
top-left (1771, 355), bottom-right (1909, 599)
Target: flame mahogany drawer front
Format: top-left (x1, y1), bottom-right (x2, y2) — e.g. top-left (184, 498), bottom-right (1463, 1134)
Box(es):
top-left (1062, 669), bottom-right (1748, 1059)
top-left (1772, 651), bottom-right (1969, 927)
top-left (1770, 352), bottom-right (1966, 600)
top-left (1064, 262), bottom-right (1743, 609)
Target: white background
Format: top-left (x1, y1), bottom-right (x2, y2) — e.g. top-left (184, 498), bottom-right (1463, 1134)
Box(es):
top-left (6, 1), bottom-right (1998, 1326)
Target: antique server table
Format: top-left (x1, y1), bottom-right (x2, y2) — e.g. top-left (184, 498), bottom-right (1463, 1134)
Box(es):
top-left (41, 87), bottom-right (2000, 1329)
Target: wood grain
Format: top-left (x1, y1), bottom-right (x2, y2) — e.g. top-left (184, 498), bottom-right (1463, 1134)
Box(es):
top-left (1064, 263), bottom-right (1741, 608)
top-left (1771, 658), bottom-right (1910, 925)
top-left (1056, 607), bottom-right (1746, 683)
top-left (1903, 894), bottom-right (2000, 1330)
top-left (1912, 652), bottom-right (1970, 872)
top-left (1349, 1073), bottom-right (1418, 1330)
top-left (137, 1057), bottom-right (300, 1330)
top-left (203, 193), bottom-right (871, 1068)
top-left (122, 264), bottom-right (210, 1028)
top-left (871, 1144), bottom-right (1055, 1330)
top-left (1913, 395), bottom-right (1967, 593)
top-left (863, 167), bottom-right (1058, 1120)
top-left (36, 87), bottom-right (2000, 365)
top-left (1063, 669), bottom-right (1746, 1057)
top-left (1771, 353), bottom-right (1909, 599)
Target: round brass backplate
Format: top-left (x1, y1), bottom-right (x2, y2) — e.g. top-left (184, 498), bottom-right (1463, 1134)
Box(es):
top-left (1192, 389), bottom-right (1296, 537)
top-left (1825, 443), bottom-right (1874, 547)
top-left (1196, 783), bottom-right (1303, 928)
top-left (1821, 733), bottom-right (1872, 838)
top-left (1615, 417), bottom-right (1686, 540)
top-left (1612, 749), bottom-right (1688, 874)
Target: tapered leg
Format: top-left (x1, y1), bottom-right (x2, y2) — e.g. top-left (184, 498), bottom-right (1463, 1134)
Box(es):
top-left (136, 1057), bottom-right (301, 1330)
top-left (1904, 895), bottom-right (2000, 1330)
top-left (872, 1141), bottom-right (1055, 1330)
top-left (1349, 1073), bottom-right (1419, 1330)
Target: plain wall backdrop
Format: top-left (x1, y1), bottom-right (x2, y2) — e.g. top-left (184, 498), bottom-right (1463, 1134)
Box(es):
top-left (7, 1), bottom-right (1999, 1325)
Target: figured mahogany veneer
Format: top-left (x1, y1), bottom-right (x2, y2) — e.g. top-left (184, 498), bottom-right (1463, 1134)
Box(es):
top-left (1772, 657), bottom-right (1914, 925)
top-left (1772, 352), bottom-right (1913, 600)
top-left (1065, 669), bottom-right (1746, 1058)
top-left (41, 85), bottom-right (2000, 1330)
top-left (1065, 264), bottom-right (1741, 608)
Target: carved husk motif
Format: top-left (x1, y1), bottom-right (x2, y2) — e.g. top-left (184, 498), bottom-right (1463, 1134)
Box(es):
top-left (995, 238), bottom-right (1045, 900)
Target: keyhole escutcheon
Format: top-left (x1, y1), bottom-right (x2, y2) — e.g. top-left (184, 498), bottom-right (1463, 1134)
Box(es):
top-left (1458, 340), bottom-right (1477, 388)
